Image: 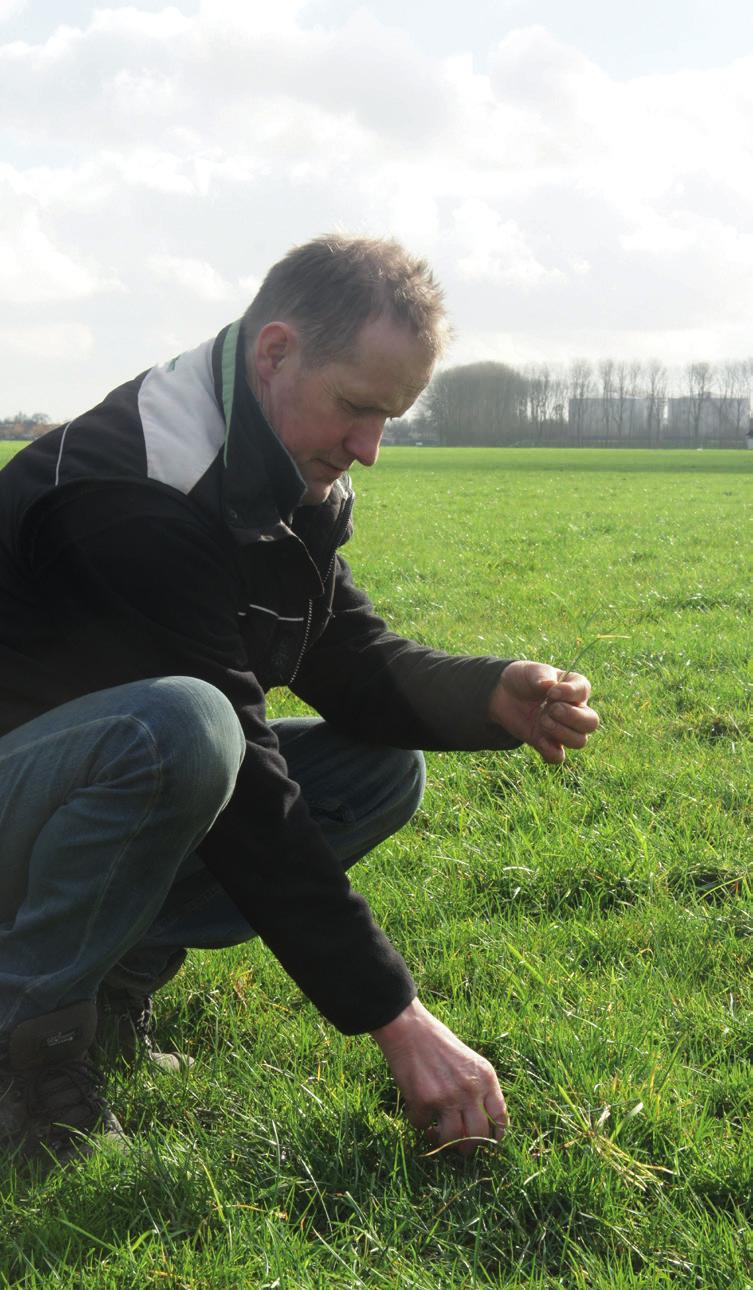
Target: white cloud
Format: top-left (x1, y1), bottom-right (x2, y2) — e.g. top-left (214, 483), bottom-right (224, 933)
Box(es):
top-left (0, 0), bottom-right (25, 22)
top-left (1, 6), bottom-right (753, 415)
top-left (106, 148), bottom-right (198, 195)
top-left (453, 199), bottom-right (567, 288)
top-left (237, 272), bottom-right (260, 297)
top-left (0, 190), bottom-right (121, 304)
top-left (0, 322), bottom-right (94, 360)
top-left (490, 25), bottom-right (608, 116)
top-left (149, 254), bottom-right (236, 302)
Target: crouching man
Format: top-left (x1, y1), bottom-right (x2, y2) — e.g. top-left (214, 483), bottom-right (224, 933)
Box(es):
top-left (0, 234), bottom-right (598, 1166)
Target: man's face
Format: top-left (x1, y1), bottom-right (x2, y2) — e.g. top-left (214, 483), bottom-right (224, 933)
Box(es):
top-left (255, 314), bottom-right (435, 505)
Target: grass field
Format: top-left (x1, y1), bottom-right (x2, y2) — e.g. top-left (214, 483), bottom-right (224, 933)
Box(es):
top-left (1, 444), bottom-right (752, 1288)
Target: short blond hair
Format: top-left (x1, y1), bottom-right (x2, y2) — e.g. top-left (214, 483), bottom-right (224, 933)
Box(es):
top-left (242, 234), bottom-right (447, 367)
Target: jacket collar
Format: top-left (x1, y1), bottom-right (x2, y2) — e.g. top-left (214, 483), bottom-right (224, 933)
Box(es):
top-left (212, 322), bottom-right (354, 566)
top-left (214, 320), bottom-right (307, 544)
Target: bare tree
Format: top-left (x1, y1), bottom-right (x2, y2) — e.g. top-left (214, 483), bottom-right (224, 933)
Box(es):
top-left (744, 359), bottom-right (753, 437)
top-left (598, 359), bottom-right (615, 442)
top-left (613, 361), bottom-right (634, 441)
top-left (550, 369), bottom-right (568, 430)
top-left (644, 359), bottom-right (667, 445)
top-left (716, 360), bottom-right (749, 438)
top-left (569, 359), bottom-right (594, 445)
top-left (525, 363), bottom-right (553, 444)
top-left (687, 361), bottom-right (714, 443)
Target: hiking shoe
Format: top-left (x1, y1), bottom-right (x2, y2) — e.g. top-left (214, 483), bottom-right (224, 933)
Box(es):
top-left (96, 952), bottom-right (193, 1074)
top-left (96, 988), bottom-right (193, 1074)
top-left (0, 1001), bottom-right (126, 1168)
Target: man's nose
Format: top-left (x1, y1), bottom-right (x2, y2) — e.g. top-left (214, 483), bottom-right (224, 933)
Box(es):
top-left (344, 418), bottom-right (384, 468)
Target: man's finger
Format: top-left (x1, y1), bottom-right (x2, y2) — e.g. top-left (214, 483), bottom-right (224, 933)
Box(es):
top-left (405, 1101), bottom-right (434, 1131)
top-left (462, 1101), bottom-right (501, 1149)
top-left (542, 704), bottom-right (598, 733)
top-left (484, 1090), bottom-right (510, 1139)
top-left (435, 1109), bottom-right (465, 1152)
top-left (549, 675), bottom-right (592, 703)
top-left (541, 712), bottom-right (587, 743)
top-left (541, 704), bottom-right (599, 739)
top-left (543, 725), bottom-right (588, 750)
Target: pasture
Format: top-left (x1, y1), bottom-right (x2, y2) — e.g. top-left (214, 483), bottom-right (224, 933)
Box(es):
top-left (1, 444), bottom-right (752, 1288)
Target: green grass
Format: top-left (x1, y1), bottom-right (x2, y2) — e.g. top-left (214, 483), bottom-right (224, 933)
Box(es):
top-left (1, 444), bottom-right (752, 1288)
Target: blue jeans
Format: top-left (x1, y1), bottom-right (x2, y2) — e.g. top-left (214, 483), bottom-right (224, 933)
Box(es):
top-left (0, 678), bottom-right (425, 1032)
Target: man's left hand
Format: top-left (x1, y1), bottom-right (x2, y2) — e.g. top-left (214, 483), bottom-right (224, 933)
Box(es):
top-left (489, 661), bottom-right (599, 764)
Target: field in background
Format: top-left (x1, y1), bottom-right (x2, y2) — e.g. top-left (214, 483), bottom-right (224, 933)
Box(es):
top-left (1, 445), bottom-right (752, 1288)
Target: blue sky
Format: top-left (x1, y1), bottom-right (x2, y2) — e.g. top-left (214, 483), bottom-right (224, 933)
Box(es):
top-left (2, 0), bottom-right (752, 417)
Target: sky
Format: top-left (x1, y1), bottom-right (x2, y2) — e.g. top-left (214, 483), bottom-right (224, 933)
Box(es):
top-left (2, 0), bottom-right (753, 418)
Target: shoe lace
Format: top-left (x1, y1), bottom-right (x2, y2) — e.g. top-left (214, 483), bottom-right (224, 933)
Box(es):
top-left (103, 991), bottom-right (152, 1038)
top-left (128, 996), bottom-right (153, 1042)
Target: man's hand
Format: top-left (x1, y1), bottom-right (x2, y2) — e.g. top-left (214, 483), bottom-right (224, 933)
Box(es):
top-left (489, 660), bottom-right (599, 764)
top-left (371, 997), bottom-right (509, 1156)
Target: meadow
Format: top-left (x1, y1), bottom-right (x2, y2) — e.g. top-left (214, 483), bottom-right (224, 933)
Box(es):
top-left (1, 444), bottom-right (751, 1288)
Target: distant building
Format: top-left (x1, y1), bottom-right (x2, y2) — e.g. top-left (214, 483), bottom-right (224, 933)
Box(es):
top-left (666, 397), bottom-right (748, 445)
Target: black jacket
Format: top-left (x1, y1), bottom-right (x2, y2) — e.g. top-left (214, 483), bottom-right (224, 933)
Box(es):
top-left (0, 322), bottom-right (518, 1033)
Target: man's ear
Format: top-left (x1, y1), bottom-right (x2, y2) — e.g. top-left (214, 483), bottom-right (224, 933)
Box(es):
top-left (253, 321), bottom-right (298, 385)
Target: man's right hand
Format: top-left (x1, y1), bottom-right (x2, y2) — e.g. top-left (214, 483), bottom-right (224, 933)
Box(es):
top-left (370, 997), bottom-right (509, 1156)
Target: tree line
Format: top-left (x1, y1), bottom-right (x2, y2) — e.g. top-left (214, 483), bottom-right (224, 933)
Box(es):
top-left (0, 413), bottom-right (55, 441)
top-left (5, 357), bottom-right (753, 449)
top-left (391, 358), bottom-right (753, 447)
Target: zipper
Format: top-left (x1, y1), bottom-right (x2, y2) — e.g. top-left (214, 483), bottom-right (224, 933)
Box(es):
top-left (288, 485), bottom-right (353, 684)
top-left (321, 543), bottom-right (339, 588)
top-left (289, 598), bottom-right (313, 684)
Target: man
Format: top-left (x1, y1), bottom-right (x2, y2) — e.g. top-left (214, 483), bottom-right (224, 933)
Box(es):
top-left (0, 235), bottom-right (598, 1166)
